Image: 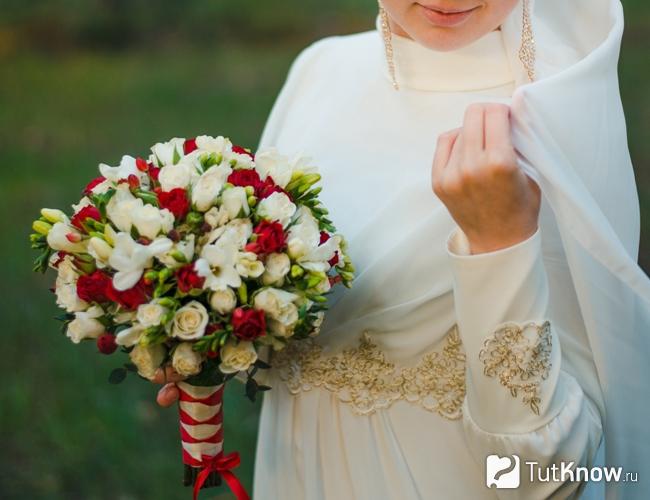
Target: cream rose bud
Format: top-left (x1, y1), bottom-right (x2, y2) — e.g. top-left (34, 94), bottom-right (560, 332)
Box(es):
top-left (219, 340), bottom-right (258, 374)
top-left (66, 306), bottom-right (105, 344)
top-left (46, 222), bottom-right (88, 253)
top-left (209, 288), bottom-right (237, 314)
top-left (221, 186), bottom-right (250, 219)
top-left (151, 137), bottom-right (185, 166)
top-left (137, 300), bottom-right (169, 328)
top-left (56, 281), bottom-right (88, 313)
top-left (172, 342), bottom-right (204, 377)
top-left (261, 253), bottom-right (291, 286)
top-left (253, 288), bottom-right (299, 328)
top-left (192, 164), bottom-right (232, 212)
top-left (236, 252), bottom-right (265, 278)
top-left (171, 301), bottom-right (209, 340)
top-left (130, 343), bottom-right (166, 380)
top-left (256, 192), bottom-right (296, 228)
top-left (132, 204), bottom-right (175, 240)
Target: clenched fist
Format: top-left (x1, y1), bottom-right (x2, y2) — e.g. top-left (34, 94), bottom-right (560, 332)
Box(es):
top-left (432, 103), bottom-right (541, 254)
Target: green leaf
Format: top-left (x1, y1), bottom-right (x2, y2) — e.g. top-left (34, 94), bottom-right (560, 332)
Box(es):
top-left (108, 367), bottom-right (127, 384)
top-left (173, 146), bottom-right (181, 165)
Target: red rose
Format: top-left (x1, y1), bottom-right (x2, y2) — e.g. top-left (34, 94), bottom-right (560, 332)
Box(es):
top-left (319, 231), bottom-right (339, 266)
top-left (227, 169), bottom-right (262, 190)
top-left (184, 138), bottom-right (198, 155)
top-left (245, 220), bottom-right (286, 256)
top-left (231, 307), bottom-right (266, 341)
top-left (77, 270), bottom-right (112, 303)
top-left (149, 164), bottom-right (161, 183)
top-left (157, 188), bottom-right (190, 221)
top-left (176, 263), bottom-right (205, 294)
top-left (97, 333), bottom-right (117, 355)
top-left (71, 205), bottom-right (102, 232)
top-left (232, 145), bottom-right (255, 160)
top-left (83, 176), bottom-right (106, 196)
top-left (257, 177), bottom-right (288, 200)
top-left (107, 277), bottom-right (152, 310)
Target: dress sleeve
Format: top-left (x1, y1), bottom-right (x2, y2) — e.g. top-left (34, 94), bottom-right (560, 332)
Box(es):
top-left (447, 226), bottom-right (603, 498)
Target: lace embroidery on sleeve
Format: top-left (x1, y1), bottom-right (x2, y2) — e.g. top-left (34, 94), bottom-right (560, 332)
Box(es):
top-left (272, 326), bottom-right (466, 419)
top-left (478, 321), bottom-right (552, 415)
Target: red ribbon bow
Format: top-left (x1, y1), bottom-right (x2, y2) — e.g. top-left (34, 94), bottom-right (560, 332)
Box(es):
top-left (193, 451), bottom-right (250, 500)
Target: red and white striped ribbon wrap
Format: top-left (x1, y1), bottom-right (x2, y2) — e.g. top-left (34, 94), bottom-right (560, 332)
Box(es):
top-left (177, 381), bottom-right (225, 467)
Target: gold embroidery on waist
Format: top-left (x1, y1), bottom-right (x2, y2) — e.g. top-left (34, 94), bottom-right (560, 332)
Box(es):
top-left (272, 326), bottom-right (466, 419)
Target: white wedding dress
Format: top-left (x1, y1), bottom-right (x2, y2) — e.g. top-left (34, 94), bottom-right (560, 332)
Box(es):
top-left (251, 2), bottom-right (648, 499)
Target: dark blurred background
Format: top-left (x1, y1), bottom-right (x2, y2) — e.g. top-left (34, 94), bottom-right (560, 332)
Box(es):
top-left (0, 1), bottom-right (647, 499)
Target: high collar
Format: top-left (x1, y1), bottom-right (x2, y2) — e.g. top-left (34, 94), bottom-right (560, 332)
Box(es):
top-left (376, 16), bottom-right (515, 92)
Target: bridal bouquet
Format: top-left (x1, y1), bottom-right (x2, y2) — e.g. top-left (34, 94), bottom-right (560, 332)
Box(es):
top-left (29, 136), bottom-right (353, 499)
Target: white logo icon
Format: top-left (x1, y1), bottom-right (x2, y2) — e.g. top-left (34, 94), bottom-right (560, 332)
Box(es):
top-left (486, 454), bottom-right (520, 489)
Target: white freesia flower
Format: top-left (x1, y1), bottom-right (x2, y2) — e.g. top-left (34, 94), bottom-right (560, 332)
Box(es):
top-left (132, 204), bottom-right (174, 240)
top-left (254, 148), bottom-right (292, 187)
top-left (106, 183), bottom-right (144, 232)
top-left (137, 300), bottom-right (169, 328)
top-left (236, 252), bottom-right (265, 278)
top-left (195, 237), bottom-right (242, 291)
top-left (66, 305), bottom-right (105, 344)
top-left (192, 164), bottom-right (232, 212)
top-left (170, 301), bottom-right (209, 340)
top-left (172, 342), bottom-right (204, 377)
top-left (115, 323), bottom-right (146, 347)
top-left (56, 281), bottom-right (88, 313)
top-left (90, 178), bottom-right (113, 195)
top-left (46, 222), bottom-right (88, 253)
top-left (157, 235), bottom-right (195, 269)
top-left (88, 237), bottom-right (113, 268)
top-left (256, 192), bottom-right (296, 228)
top-left (261, 252), bottom-right (291, 286)
top-left (158, 160), bottom-right (197, 192)
top-left (253, 288), bottom-right (299, 337)
top-left (287, 207), bottom-right (340, 272)
top-left (71, 196), bottom-right (93, 213)
top-left (310, 311), bottom-right (325, 337)
top-left (56, 254), bottom-right (80, 283)
top-left (108, 233), bottom-right (174, 291)
top-left (204, 206), bottom-right (229, 229)
top-left (195, 135), bottom-right (231, 157)
top-left (221, 186), bottom-right (250, 219)
top-left (99, 155), bottom-right (149, 187)
top-left (219, 340), bottom-right (257, 374)
top-left (130, 343), bottom-right (166, 380)
top-left (151, 137), bottom-right (185, 167)
top-left (209, 288), bottom-right (237, 314)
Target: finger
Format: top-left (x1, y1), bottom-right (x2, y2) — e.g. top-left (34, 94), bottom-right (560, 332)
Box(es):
top-left (157, 383), bottom-right (180, 407)
top-left (152, 366), bottom-right (186, 385)
top-left (462, 104), bottom-right (486, 153)
top-left (484, 104), bottom-right (512, 150)
top-left (432, 128), bottom-right (461, 183)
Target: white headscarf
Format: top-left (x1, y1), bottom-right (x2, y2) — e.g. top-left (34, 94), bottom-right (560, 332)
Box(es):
top-left (502, 1), bottom-right (649, 497)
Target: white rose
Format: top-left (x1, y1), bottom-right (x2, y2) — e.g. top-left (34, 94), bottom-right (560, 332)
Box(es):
top-left (66, 306), bottom-right (105, 344)
top-left (256, 192), bottom-right (296, 228)
top-left (151, 138), bottom-right (185, 166)
top-left (170, 301), bottom-right (209, 340)
top-left (158, 160), bottom-right (196, 191)
top-left (254, 148), bottom-right (293, 188)
top-left (55, 281), bottom-right (88, 313)
top-left (172, 342), bottom-right (204, 377)
top-left (195, 135), bottom-right (232, 156)
top-left (88, 237), bottom-right (113, 267)
top-left (192, 164), bottom-right (232, 212)
top-left (253, 288), bottom-right (299, 330)
top-left (106, 183), bottom-right (144, 232)
top-left (46, 222), bottom-right (88, 253)
top-left (209, 288), bottom-right (237, 314)
top-left (221, 219), bottom-right (253, 248)
top-left (129, 343), bottom-right (166, 380)
top-left (132, 204), bottom-right (174, 240)
top-left (219, 340), bottom-right (257, 374)
top-left (236, 252), bottom-right (265, 278)
top-left (115, 323), bottom-right (146, 347)
top-left (137, 300), bottom-right (169, 328)
top-left (221, 186), bottom-right (250, 219)
top-left (261, 253), bottom-right (290, 286)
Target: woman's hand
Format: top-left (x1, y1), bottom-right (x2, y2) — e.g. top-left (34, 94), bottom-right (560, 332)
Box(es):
top-left (431, 103), bottom-right (541, 254)
top-left (152, 366), bottom-right (186, 407)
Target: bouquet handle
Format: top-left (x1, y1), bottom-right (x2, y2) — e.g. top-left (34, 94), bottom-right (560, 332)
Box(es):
top-left (177, 382), bottom-right (249, 500)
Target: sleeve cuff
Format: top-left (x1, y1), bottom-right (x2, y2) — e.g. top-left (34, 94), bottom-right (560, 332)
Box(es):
top-left (447, 226), bottom-right (542, 260)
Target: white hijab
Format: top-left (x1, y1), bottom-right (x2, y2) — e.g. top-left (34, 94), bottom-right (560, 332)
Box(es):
top-left (502, 1), bottom-right (649, 497)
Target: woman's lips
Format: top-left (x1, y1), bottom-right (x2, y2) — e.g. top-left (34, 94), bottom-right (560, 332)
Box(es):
top-left (417, 4), bottom-right (480, 28)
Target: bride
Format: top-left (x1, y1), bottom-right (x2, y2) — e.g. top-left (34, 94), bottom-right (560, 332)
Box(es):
top-left (155, 0), bottom-right (650, 498)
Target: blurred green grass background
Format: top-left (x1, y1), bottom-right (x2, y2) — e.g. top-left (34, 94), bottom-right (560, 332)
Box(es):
top-left (0, 1), bottom-right (647, 499)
